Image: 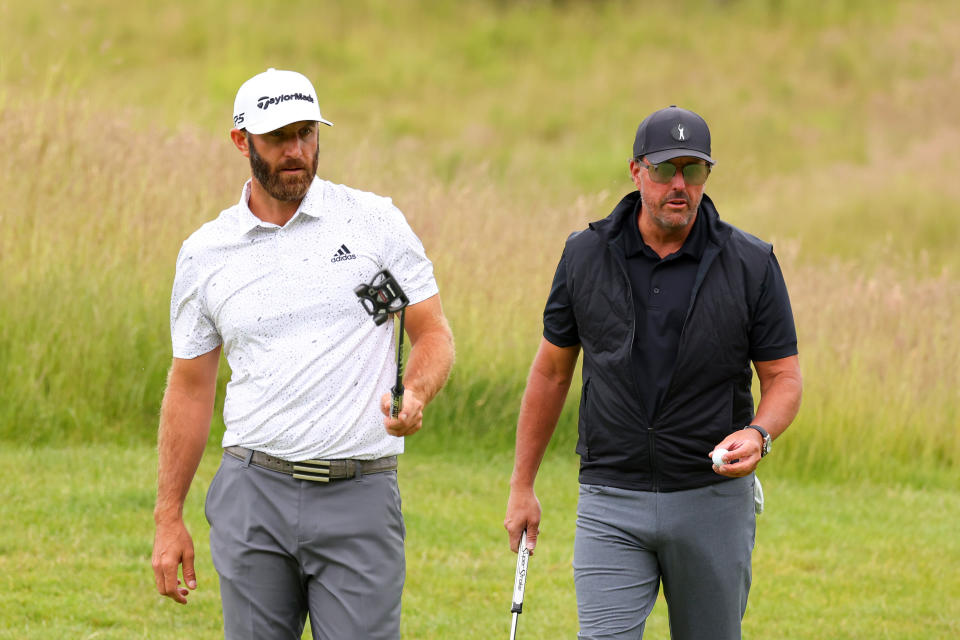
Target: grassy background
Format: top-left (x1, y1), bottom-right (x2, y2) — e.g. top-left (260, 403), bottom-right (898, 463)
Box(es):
top-left (1, 0), bottom-right (959, 637)
top-left (1, 448), bottom-right (958, 639)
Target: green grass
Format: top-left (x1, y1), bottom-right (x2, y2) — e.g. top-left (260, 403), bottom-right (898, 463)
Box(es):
top-left (0, 445), bottom-right (957, 639)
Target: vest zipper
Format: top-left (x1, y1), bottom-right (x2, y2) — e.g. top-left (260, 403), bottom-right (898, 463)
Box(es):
top-left (608, 238), bottom-right (658, 490)
top-left (654, 238), bottom-right (724, 421)
top-left (647, 428), bottom-right (659, 492)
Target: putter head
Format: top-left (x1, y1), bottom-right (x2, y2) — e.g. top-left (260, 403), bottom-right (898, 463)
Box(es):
top-left (354, 269), bottom-right (409, 325)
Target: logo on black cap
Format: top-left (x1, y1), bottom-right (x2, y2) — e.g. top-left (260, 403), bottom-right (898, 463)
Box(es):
top-left (671, 123), bottom-right (688, 142)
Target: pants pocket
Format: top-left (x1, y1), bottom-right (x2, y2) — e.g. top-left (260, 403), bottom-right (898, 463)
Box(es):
top-left (204, 453), bottom-right (232, 525)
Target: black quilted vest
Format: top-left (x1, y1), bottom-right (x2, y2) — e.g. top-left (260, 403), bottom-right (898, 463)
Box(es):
top-left (563, 191), bottom-right (772, 491)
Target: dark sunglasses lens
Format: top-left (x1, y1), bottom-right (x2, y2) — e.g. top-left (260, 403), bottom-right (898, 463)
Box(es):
top-left (648, 163), bottom-right (676, 183)
top-left (682, 164), bottom-right (710, 185)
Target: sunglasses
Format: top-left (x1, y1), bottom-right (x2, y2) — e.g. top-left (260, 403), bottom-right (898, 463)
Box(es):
top-left (639, 160), bottom-right (711, 186)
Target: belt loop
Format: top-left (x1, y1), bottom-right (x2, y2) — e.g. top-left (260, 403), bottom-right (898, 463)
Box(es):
top-left (242, 448), bottom-right (254, 468)
top-left (354, 460), bottom-right (362, 480)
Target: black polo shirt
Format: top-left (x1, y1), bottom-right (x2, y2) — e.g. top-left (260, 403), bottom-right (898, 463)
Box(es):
top-left (544, 196), bottom-right (798, 424)
top-left (623, 199), bottom-right (707, 421)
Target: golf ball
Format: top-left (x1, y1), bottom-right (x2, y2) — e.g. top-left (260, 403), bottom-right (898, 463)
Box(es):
top-left (712, 448), bottom-right (730, 466)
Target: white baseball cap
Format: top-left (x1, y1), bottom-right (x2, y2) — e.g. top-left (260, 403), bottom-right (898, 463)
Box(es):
top-left (232, 68), bottom-right (333, 134)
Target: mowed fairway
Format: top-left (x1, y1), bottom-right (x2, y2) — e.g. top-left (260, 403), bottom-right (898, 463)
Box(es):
top-left (0, 446), bottom-right (957, 639)
top-left (2, 1), bottom-right (959, 638)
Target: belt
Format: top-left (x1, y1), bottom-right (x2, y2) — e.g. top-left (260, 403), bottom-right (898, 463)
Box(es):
top-left (225, 446), bottom-right (398, 483)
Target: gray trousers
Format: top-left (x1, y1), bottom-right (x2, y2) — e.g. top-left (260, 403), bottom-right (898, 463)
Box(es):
top-left (204, 452), bottom-right (405, 640)
top-left (573, 475), bottom-right (756, 640)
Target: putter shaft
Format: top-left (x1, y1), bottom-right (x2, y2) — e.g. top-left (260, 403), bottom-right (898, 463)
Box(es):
top-left (390, 308), bottom-right (405, 418)
top-left (353, 269), bottom-right (409, 419)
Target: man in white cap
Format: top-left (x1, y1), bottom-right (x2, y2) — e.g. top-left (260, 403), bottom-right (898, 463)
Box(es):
top-left (152, 68), bottom-right (454, 639)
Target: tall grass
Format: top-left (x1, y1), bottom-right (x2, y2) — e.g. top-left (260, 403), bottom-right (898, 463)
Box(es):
top-left (774, 255), bottom-right (959, 485)
top-left (1, 0), bottom-right (958, 486)
top-left (0, 100), bottom-right (238, 445)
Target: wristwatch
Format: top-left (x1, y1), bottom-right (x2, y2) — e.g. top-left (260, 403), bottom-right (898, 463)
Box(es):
top-left (745, 424), bottom-right (771, 457)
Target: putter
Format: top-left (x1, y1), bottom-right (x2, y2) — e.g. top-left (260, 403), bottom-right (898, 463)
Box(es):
top-left (354, 269), bottom-right (409, 418)
top-left (509, 530), bottom-right (530, 640)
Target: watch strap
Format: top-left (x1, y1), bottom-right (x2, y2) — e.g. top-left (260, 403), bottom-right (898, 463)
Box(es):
top-left (745, 424), bottom-right (771, 457)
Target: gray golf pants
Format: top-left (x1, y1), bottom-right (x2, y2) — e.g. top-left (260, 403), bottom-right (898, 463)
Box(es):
top-left (574, 475), bottom-right (756, 640)
top-left (204, 452), bottom-right (405, 640)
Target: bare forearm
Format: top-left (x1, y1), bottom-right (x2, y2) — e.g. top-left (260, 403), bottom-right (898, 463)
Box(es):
top-left (511, 378), bottom-right (571, 489)
top-left (403, 322), bottom-right (454, 407)
top-left (510, 346), bottom-right (578, 489)
top-left (754, 363), bottom-right (803, 441)
top-left (504, 340), bottom-right (579, 549)
top-left (154, 355), bottom-right (219, 523)
top-left (155, 391), bottom-right (213, 522)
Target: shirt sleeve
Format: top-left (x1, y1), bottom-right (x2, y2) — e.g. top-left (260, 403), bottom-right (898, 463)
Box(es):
top-left (542, 250), bottom-right (581, 347)
top-left (379, 201), bottom-right (439, 305)
top-left (170, 244), bottom-right (222, 359)
top-left (748, 250), bottom-right (798, 362)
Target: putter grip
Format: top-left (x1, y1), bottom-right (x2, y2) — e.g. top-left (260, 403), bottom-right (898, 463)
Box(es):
top-left (511, 532), bottom-right (530, 613)
top-left (391, 383), bottom-right (404, 418)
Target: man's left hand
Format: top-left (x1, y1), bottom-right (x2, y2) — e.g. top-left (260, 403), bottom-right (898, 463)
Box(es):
top-left (381, 388), bottom-right (424, 437)
top-left (709, 428), bottom-right (765, 477)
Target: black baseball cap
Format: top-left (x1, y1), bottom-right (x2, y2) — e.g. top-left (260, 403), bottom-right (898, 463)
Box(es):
top-left (633, 105), bottom-right (714, 165)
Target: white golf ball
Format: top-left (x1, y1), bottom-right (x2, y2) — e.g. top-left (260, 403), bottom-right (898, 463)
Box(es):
top-left (712, 448), bottom-right (730, 466)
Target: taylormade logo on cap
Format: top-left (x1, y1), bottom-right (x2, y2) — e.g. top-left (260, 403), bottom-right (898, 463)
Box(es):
top-left (233, 68), bottom-right (333, 134)
top-left (256, 92), bottom-right (315, 111)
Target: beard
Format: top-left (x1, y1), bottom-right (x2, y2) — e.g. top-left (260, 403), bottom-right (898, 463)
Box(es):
top-left (247, 135), bottom-right (319, 202)
top-left (642, 188), bottom-right (702, 230)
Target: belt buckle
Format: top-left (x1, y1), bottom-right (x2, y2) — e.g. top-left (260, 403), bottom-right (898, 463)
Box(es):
top-left (292, 459), bottom-right (331, 483)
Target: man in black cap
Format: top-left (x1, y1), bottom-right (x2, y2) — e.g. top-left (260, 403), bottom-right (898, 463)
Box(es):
top-left (504, 106), bottom-right (802, 639)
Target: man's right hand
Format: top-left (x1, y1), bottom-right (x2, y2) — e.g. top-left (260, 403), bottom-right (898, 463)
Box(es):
top-left (152, 519), bottom-right (197, 604)
top-left (504, 487), bottom-right (541, 555)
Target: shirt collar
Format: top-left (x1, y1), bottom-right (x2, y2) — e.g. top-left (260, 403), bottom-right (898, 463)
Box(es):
top-left (623, 196), bottom-right (708, 261)
top-left (233, 176), bottom-right (325, 235)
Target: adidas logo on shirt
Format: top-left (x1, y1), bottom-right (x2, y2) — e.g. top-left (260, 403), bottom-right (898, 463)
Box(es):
top-left (331, 244), bottom-right (357, 263)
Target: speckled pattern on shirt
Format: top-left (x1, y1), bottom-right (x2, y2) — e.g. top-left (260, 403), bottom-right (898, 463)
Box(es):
top-left (171, 177), bottom-right (438, 461)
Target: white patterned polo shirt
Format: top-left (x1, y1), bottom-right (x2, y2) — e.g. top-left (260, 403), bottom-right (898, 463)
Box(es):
top-left (170, 177), bottom-right (438, 461)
